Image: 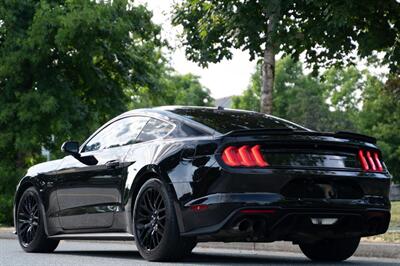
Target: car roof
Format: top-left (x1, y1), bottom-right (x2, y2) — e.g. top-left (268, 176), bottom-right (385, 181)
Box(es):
top-left (117, 106), bottom-right (308, 134)
top-left (121, 105), bottom-right (260, 118)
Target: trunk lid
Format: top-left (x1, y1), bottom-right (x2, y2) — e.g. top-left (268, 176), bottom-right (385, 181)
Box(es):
top-left (219, 129), bottom-right (384, 172)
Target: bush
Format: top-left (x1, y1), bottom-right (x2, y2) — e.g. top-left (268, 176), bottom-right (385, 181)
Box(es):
top-left (0, 194), bottom-right (14, 226)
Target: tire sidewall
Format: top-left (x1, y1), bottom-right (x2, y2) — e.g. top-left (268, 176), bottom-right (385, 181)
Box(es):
top-left (299, 237), bottom-right (360, 261)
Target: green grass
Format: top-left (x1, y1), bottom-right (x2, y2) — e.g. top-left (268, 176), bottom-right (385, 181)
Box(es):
top-left (365, 232), bottom-right (400, 243)
top-left (390, 201), bottom-right (400, 229)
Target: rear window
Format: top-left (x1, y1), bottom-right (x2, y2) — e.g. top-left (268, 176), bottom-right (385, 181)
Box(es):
top-left (170, 108), bottom-right (305, 133)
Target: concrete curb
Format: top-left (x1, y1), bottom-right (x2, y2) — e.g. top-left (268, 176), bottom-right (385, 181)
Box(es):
top-left (198, 241), bottom-right (400, 259)
top-left (0, 228), bottom-right (15, 240)
top-left (1, 227), bottom-right (399, 259)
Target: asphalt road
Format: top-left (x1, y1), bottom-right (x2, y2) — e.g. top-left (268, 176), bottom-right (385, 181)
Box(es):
top-left (0, 239), bottom-right (399, 266)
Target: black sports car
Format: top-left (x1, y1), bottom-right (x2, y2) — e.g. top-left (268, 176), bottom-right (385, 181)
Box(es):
top-left (14, 106), bottom-right (391, 261)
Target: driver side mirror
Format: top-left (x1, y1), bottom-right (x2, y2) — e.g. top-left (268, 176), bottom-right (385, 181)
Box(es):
top-left (61, 141), bottom-right (80, 157)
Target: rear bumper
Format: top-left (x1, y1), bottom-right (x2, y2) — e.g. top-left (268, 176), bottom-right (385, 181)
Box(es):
top-left (180, 193), bottom-right (391, 242)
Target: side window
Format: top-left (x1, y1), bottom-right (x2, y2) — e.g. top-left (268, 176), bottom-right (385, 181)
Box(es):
top-left (83, 116), bottom-right (149, 152)
top-left (136, 118), bottom-right (174, 143)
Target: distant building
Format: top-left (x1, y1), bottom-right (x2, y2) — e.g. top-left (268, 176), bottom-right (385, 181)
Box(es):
top-left (214, 96), bottom-right (233, 108)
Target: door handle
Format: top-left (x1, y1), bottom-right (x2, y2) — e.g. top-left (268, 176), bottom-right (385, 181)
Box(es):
top-left (106, 160), bottom-right (120, 169)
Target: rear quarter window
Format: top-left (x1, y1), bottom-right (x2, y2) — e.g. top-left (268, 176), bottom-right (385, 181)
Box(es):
top-left (136, 118), bottom-right (174, 142)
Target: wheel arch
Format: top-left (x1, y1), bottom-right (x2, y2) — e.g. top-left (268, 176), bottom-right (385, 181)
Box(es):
top-left (127, 164), bottom-right (175, 211)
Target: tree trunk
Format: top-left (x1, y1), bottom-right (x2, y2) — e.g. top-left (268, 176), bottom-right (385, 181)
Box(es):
top-left (260, 1), bottom-right (279, 114)
top-left (260, 46), bottom-right (275, 114)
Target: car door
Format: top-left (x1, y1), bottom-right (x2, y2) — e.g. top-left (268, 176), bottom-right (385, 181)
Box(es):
top-left (56, 116), bottom-right (149, 230)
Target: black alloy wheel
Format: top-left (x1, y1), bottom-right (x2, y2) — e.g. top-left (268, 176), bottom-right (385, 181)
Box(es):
top-left (16, 187), bottom-right (59, 253)
top-left (135, 187), bottom-right (166, 251)
top-left (133, 178), bottom-right (196, 261)
top-left (18, 193), bottom-right (40, 247)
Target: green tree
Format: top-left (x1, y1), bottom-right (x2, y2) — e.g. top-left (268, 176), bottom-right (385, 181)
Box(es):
top-left (233, 56), bottom-right (333, 131)
top-left (164, 73), bottom-right (214, 106)
top-left (0, 0), bottom-right (163, 224)
top-left (358, 76), bottom-right (400, 182)
top-left (173, 0), bottom-right (400, 114)
top-left (129, 72), bottom-right (214, 108)
top-left (232, 64), bottom-right (262, 112)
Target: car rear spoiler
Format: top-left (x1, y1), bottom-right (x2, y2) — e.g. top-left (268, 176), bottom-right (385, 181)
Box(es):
top-left (224, 129), bottom-right (377, 144)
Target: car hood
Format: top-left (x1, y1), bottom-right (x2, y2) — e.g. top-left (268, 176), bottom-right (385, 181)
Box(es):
top-left (26, 159), bottom-right (63, 177)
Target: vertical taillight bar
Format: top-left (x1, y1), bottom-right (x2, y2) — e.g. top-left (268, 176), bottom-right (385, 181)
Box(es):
top-left (366, 151), bottom-right (377, 171)
top-left (221, 146), bottom-right (241, 167)
top-left (358, 149), bottom-right (384, 172)
top-left (251, 145), bottom-right (269, 167)
top-left (358, 150), bottom-right (369, 171)
top-left (374, 152), bottom-right (383, 172)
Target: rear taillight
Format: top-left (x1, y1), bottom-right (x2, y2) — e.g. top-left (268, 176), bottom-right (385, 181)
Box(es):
top-left (358, 150), bottom-right (383, 172)
top-left (221, 145), bottom-right (269, 167)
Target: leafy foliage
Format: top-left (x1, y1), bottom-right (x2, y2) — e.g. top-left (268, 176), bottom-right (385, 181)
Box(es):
top-left (173, 0), bottom-right (400, 72)
top-left (0, 0), bottom-right (163, 160)
top-left (0, 0), bottom-right (213, 225)
top-left (173, 0), bottom-right (400, 114)
top-left (358, 77), bottom-right (400, 182)
top-left (233, 57), bottom-right (343, 131)
top-left (129, 72), bottom-right (214, 108)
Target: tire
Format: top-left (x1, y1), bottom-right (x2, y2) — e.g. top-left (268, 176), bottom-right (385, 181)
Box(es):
top-left (16, 187), bottom-right (59, 253)
top-left (133, 178), bottom-right (196, 261)
top-left (299, 237), bottom-right (360, 261)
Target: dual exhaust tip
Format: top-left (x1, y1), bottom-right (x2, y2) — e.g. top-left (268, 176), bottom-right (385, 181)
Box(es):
top-left (234, 218), bottom-right (266, 234)
top-left (235, 217), bottom-right (339, 234)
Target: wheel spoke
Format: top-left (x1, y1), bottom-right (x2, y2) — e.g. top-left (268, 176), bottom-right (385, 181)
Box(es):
top-left (31, 204), bottom-right (38, 214)
top-left (27, 196), bottom-right (33, 213)
top-left (26, 227), bottom-right (32, 243)
top-left (142, 228), bottom-right (152, 247)
top-left (19, 224), bottom-right (29, 233)
top-left (136, 222), bottom-right (152, 230)
top-left (18, 219), bottom-right (30, 224)
top-left (139, 203), bottom-right (152, 215)
top-left (22, 203), bottom-right (30, 215)
top-left (135, 215), bottom-right (149, 224)
top-left (19, 212), bottom-right (29, 218)
top-left (18, 193), bottom-right (40, 247)
top-left (144, 192), bottom-right (154, 211)
top-left (155, 230), bottom-right (163, 242)
top-left (151, 232), bottom-right (157, 249)
top-left (154, 193), bottom-right (162, 209)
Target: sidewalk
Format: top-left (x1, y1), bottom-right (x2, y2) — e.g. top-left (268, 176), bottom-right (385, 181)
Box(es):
top-left (1, 227), bottom-right (399, 259)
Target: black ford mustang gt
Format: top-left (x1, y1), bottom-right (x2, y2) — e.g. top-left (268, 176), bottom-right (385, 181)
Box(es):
top-left (14, 106), bottom-right (391, 261)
